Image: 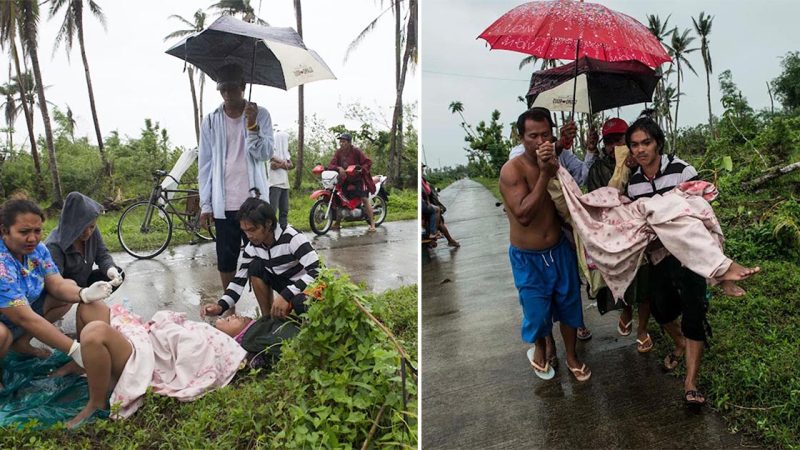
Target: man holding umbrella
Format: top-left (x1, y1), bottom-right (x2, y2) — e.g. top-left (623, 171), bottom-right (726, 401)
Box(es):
top-left (198, 63), bottom-right (274, 292)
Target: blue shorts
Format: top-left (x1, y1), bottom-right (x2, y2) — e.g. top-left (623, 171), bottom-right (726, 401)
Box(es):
top-left (0, 291), bottom-right (47, 341)
top-left (509, 236), bottom-right (584, 343)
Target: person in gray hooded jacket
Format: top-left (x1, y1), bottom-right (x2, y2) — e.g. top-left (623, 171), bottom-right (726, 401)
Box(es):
top-left (45, 192), bottom-right (124, 292)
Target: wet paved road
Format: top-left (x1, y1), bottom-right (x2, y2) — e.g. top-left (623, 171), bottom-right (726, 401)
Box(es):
top-left (422, 179), bottom-right (760, 449)
top-left (59, 220), bottom-right (417, 332)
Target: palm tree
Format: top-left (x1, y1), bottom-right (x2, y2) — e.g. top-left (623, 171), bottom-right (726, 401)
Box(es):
top-left (345, 0), bottom-right (417, 187)
top-left (209, 0), bottom-right (267, 24)
top-left (164, 9), bottom-right (207, 145)
top-left (292, 0), bottom-right (306, 190)
top-left (53, 104), bottom-right (77, 140)
top-left (0, 0), bottom-right (45, 198)
top-left (19, 0), bottom-right (63, 206)
top-left (49, 0), bottom-right (110, 175)
top-left (669, 28), bottom-right (698, 154)
top-left (448, 100), bottom-right (476, 139)
top-left (692, 11), bottom-right (714, 137)
top-left (0, 81), bottom-right (18, 151)
top-left (646, 14), bottom-right (675, 128)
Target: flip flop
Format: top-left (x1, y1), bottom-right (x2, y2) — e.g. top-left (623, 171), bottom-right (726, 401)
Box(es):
top-left (617, 317), bottom-right (633, 336)
top-left (663, 351), bottom-right (681, 371)
top-left (577, 327), bottom-right (593, 341)
top-left (684, 390), bottom-right (706, 406)
top-left (636, 334), bottom-right (654, 353)
top-left (566, 362), bottom-right (592, 382)
top-left (527, 348), bottom-right (555, 380)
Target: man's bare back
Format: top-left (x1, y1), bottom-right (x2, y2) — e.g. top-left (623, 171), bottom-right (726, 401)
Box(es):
top-left (500, 149), bottom-right (562, 250)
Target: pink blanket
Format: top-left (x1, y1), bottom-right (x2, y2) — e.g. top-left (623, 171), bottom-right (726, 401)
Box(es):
top-left (108, 305), bottom-right (247, 419)
top-left (555, 167), bottom-right (731, 300)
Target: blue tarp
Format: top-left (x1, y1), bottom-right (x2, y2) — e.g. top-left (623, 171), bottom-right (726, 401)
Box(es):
top-left (0, 351), bottom-right (90, 428)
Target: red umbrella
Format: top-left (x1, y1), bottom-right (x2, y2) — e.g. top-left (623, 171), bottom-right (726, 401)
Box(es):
top-left (478, 0), bottom-right (671, 68)
top-left (478, 0), bottom-right (670, 118)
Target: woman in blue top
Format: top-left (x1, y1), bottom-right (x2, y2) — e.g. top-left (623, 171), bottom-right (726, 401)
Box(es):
top-left (0, 198), bottom-right (112, 377)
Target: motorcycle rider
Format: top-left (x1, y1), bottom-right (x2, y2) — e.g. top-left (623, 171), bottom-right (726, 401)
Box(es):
top-left (327, 133), bottom-right (377, 232)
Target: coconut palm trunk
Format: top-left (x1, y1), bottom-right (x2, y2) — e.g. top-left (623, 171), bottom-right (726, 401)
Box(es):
top-left (74, 2), bottom-right (109, 175)
top-left (293, 0), bottom-right (305, 190)
top-left (10, 42), bottom-right (44, 198)
top-left (23, 6), bottom-right (63, 206)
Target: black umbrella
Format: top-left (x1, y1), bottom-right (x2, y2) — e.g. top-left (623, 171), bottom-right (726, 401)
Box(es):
top-left (525, 57), bottom-right (660, 114)
top-left (165, 16), bottom-right (335, 98)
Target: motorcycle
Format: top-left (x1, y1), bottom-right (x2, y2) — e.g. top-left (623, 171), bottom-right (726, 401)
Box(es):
top-left (308, 164), bottom-right (388, 235)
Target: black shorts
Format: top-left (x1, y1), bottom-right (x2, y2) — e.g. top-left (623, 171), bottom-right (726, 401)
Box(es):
top-left (215, 211), bottom-right (248, 273)
top-left (649, 255), bottom-right (710, 343)
top-left (247, 258), bottom-right (310, 315)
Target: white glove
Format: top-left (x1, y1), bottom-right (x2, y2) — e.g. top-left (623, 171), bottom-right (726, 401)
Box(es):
top-left (68, 340), bottom-right (84, 368)
top-left (79, 281), bottom-right (113, 303)
top-left (107, 267), bottom-right (123, 287)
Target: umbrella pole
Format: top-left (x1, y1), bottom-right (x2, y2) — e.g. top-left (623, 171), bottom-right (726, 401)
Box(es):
top-left (248, 38), bottom-right (257, 102)
top-left (571, 39), bottom-right (580, 119)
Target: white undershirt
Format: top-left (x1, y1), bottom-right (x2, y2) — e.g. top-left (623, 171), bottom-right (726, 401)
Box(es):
top-left (224, 113), bottom-right (250, 211)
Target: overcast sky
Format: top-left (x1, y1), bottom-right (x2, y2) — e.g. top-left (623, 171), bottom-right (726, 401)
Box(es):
top-left (1, 1), bottom-right (417, 152)
top-left (421, 0), bottom-right (800, 168)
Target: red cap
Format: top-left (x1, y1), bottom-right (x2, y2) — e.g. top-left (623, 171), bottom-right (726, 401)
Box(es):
top-left (602, 118), bottom-right (628, 138)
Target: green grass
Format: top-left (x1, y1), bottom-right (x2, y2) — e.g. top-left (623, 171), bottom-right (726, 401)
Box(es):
top-left (0, 278), bottom-right (418, 448)
top-left (42, 189), bottom-right (418, 254)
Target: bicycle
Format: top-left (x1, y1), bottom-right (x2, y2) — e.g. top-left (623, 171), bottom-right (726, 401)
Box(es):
top-left (117, 170), bottom-right (216, 259)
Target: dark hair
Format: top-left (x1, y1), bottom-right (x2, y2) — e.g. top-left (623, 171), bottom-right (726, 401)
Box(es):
top-left (638, 108), bottom-right (657, 119)
top-left (0, 198), bottom-right (45, 233)
top-left (516, 107), bottom-right (555, 137)
top-left (625, 117), bottom-right (665, 154)
top-left (236, 198), bottom-right (277, 232)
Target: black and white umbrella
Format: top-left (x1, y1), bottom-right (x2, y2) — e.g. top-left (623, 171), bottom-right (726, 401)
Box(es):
top-left (165, 15), bottom-right (335, 94)
top-left (525, 57), bottom-right (660, 114)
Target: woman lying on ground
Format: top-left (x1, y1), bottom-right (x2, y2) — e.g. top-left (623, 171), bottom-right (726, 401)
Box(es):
top-left (56, 297), bottom-right (299, 428)
top-left (0, 198), bottom-right (112, 371)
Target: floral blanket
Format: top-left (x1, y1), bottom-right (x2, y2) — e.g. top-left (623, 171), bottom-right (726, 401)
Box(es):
top-left (108, 305), bottom-right (247, 419)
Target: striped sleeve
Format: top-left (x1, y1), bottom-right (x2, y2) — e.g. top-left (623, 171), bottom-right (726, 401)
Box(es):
top-left (281, 231), bottom-right (320, 312)
top-left (218, 245), bottom-right (255, 312)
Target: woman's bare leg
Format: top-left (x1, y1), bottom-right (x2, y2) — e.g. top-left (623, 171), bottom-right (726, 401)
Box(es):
top-left (66, 321), bottom-right (132, 428)
top-left (51, 302), bottom-right (113, 378)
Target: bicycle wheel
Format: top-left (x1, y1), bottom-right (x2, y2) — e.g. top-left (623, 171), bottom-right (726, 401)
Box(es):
top-left (193, 212), bottom-right (216, 242)
top-left (117, 201), bottom-right (173, 259)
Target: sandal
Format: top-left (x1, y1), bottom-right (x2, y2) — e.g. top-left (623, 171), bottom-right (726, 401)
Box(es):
top-left (566, 362), bottom-right (592, 382)
top-left (527, 348), bottom-right (555, 380)
top-left (684, 390), bottom-right (706, 406)
top-left (636, 334), bottom-right (654, 353)
top-left (547, 354), bottom-right (559, 369)
top-left (577, 327), bottom-right (593, 341)
top-left (663, 351), bottom-right (681, 371)
top-left (617, 317), bottom-right (633, 336)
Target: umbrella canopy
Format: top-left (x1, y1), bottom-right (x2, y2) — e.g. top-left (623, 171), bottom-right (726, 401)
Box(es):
top-left (478, 0), bottom-right (671, 68)
top-left (165, 15), bottom-right (335, 91)
top-left (526, 57), bottom-right (660, 114)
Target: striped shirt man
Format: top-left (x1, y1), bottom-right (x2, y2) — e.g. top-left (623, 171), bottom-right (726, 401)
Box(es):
top-left (627, 154), bottom-right (698, 200)
top-left (218, 224), bottom-right (320, 313)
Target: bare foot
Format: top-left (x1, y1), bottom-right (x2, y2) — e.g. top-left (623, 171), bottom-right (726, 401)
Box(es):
top-left (720, 280), bottom-right (746, 297)
top-left (11, 340), bottom-right (52, 359)
top-left (367, 225), bottom-right (377, 232)
top-left (66, 404), bottom-right (103, 429)
top-left (49, 360), bottom-right (85, 378)
top-left (717, 262), bottom-right (760, 282)
top-left (448, 240), bottom-right (460, 248)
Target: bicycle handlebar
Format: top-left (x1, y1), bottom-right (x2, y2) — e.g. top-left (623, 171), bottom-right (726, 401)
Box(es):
top-left (153, 170), bottom-right (180, 185)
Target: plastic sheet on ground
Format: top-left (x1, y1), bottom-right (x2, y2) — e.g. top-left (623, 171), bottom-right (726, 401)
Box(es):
top-left (0, 351), bottom-right (90, 428)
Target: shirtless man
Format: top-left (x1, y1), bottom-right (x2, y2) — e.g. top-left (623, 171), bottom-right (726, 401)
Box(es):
top-left (499, 107), bottom-right (590, 382)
